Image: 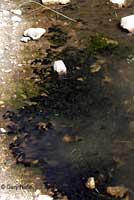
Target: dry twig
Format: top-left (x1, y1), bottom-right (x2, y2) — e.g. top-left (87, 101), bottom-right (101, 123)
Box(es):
top-left (17, 0), bottom-right (77, 22)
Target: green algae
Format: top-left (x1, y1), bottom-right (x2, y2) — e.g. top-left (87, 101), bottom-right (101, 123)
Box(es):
top-left (87, 33), bottom-right (119, 55)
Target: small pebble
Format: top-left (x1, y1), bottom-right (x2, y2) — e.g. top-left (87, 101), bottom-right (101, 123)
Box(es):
top-left (63, 135), bottom-right (74, 143)
top-left (11, 16), bottom-right (22, 23)
top-left (90, 63), bottom-right (101, 73)
top-left (20, 36), bottom-right (31, 43)
top-left (86, 177), bottom-right (96, 189)
top-left (34, 189), bottom-right (41, 196)
top-left (2, 10), bottom-right (10, 16)
top-left (4, 69), bottom-right (12, 73)
top-left (37, 195), bottom-right (53, 200)
top-left (11, 9), bottom-right (22, 16)
top-left (0, 128), bottom-right (7, 133)
top-left (0, 101), bottom-right (4, 105)
top-left (107, 186), bottom-right (128, 198)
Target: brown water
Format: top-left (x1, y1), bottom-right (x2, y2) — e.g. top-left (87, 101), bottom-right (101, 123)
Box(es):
top-left (1, 0), bottom-right (134, 200)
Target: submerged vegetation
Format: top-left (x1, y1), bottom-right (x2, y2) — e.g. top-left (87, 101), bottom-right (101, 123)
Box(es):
top-left (87, 33), bottom-right (119, 55)
top-left (47, 25), bottom-right (68, 48)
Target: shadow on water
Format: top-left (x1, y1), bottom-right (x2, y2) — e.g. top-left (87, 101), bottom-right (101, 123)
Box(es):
top-left (4, 41), bottom-right (134, 200)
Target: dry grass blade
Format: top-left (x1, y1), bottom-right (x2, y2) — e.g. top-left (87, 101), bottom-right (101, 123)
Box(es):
top-left (26, 6), bottom-right (44, 16)
top-left (17, 0), bottom-right (77, 22)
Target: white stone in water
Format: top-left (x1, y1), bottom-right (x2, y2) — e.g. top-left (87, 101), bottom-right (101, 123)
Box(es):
top-left (20, 36), bottom-right (31, 43)
top-left (11, 16), bottom-right (22, 23)
top-left (53, 60), bottom-right (67, 75)
top-left (42, 0), bottom-right (70, 5)
top-left (121, 15), bottom-right (134, 33)
top-left (23, 28), bottom-right (46, 40)
top-left (37, 195), bottom-right (53, 200)
top-left (11, 9), bottom-right (22, 16)
top-left (110, 0), bottom-right (126, 7)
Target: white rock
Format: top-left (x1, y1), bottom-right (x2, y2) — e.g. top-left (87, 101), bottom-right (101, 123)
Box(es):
top-left (121, 15), bottom-right (134, 33)
top-left (37, 195), bottom-right (53, 200)
top-left (20, 36), bottom-right (31, 43)
top-left (110, 0), bottom-right (126, 7)
top-left (42, 0), bottom-right (70, 5)
top-left (23, 28), bottom-right (46, 40)
top-left (11, 9), bottom-right (22, 16)
top-left (53, 60), bottom-right (67, 75)
top-left (11, 16), bottom-right (22, 23)
top-left (0, 128), bottom-right (7, 133)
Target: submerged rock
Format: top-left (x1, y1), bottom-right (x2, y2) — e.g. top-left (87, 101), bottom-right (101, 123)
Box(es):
top-left (23, 28), bottom-right (46, 41)
top-left (63, 134), bottom-right (74, 143)
top-left (110, 0), bottom-right (126, 7)
top-left (90, 63), bottom-right (101, 73)
top-left (42, 0), bottom-right (70, 5)
top-left (121, 15), bottom-right (134, 33)
top-left (38, 122), bottom-right (53, 131)
top-left (106, 186), bottom-right (128, 198)
top-left (53, 60), bottom-right (67, 75)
